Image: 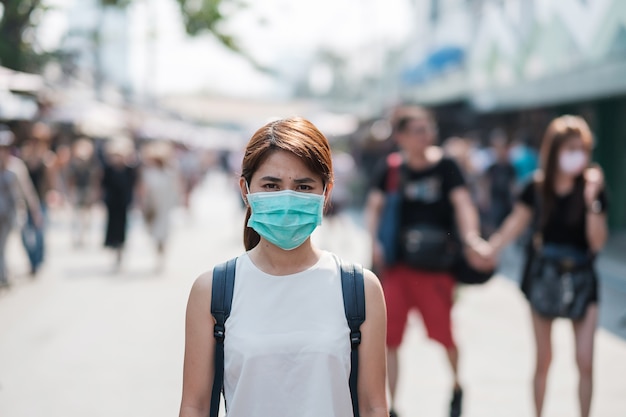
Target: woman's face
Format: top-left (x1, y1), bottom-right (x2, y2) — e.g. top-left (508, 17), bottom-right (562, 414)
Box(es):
top-left (242, 149), bottom-right (331, 200)
top-left (396, 118), bottom-right (436, 155)
top-left (557, 135), bottom-right (588, 177)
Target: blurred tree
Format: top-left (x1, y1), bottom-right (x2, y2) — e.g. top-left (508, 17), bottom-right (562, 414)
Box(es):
top-left (0, 0), bottom-right (46, 71)
top-left (0, 0), bottom-right (252, 73)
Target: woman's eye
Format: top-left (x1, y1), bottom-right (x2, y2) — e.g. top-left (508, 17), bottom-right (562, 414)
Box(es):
top-left (297, 185), bottom-right (313, 191)
top-left (262, 183), bottom-right (278, 190)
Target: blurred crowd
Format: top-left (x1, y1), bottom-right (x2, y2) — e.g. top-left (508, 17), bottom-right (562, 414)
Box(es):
top-left (0, 105), bottom-right (549, 291)
top-left (0, 121), bottom-right (215, 287)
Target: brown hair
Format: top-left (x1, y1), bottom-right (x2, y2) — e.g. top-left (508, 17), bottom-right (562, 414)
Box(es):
top-left (391, 105), bottom-right (437, 135)
top-left (538, 115), bottom-right (593, 227)
top-left (240, 117), bottom-right (334, 250)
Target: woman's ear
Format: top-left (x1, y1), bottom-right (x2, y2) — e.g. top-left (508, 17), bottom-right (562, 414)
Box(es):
top-left (324, 182), bottom-right (334, 206)
top-left (239, 177), bottom-right (249, 206)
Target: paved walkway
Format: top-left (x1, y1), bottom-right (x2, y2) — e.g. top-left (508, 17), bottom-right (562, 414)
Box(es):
top-left (0, 170), bottom-right (625, 417)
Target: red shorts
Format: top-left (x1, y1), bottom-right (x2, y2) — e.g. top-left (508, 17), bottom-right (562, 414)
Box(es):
top-left (383, 264), bottom-right (456, 349)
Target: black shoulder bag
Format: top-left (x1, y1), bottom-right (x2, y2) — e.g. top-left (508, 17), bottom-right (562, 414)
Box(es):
top-left (525, 185), bottom-right (596, 320)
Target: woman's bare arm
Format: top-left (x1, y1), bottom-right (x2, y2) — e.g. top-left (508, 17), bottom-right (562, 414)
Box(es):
top-left (357, 269), bottom-right (389, 417)
top-left (584, 167), bottom-right (609, 253)
top-left (179, 272), bottom-right (215, 417)
top-left (488, 203), bottom-right (533, 255)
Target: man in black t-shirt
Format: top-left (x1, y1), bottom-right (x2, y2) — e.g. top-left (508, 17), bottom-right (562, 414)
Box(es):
top-left (365, 106), bottom-right (493, 417)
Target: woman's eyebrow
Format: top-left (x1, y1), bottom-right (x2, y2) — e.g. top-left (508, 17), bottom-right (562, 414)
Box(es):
top-left (294, 177), bottom-right (317, 184)
top-left (260, 176), bottom-right (282, 182)
top-left (259, 176), bottom-right (317, 184)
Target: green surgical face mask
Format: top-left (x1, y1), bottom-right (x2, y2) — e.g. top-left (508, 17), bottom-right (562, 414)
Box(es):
top-left (246, 186), bottom-right (325, 251)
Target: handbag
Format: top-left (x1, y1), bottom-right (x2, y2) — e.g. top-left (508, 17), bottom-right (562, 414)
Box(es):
top-left (527, 244), bottom-right (595, 320)
top-left (525, 184), bottom-right (596, 319)
top-left (399, 223), bottom-right (461, 271)
top-left (377, 153), bottom-right (462, 270)
top-left (377, 153), bottom-right (490, 280)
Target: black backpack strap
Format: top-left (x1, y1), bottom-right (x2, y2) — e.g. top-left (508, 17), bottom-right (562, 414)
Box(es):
top-left (209, 257), bottom-right (238, 417)
top-left (339, 258), bottom-right (366, 417)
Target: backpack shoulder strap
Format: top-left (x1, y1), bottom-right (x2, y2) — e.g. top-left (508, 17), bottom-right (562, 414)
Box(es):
top-left (209, 257), bottom-right (238, 417)
top-left (385, 152), bottom-right (403, 192)
top-left (339, 258), bottom-right (366, 417)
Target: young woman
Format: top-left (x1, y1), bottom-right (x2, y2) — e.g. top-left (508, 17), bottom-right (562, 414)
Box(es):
top-left (179, 117), bottom-right (388, 417)
top-left (488, 115), bottom-right (608, 417)
top-left (365, 106), bottom-right (493, 417)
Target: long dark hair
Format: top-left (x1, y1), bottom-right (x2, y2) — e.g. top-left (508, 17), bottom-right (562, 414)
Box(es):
top-left (240, 117), bottom-right (334, 250)
top-left (538, 115), bottom-right (593, 227)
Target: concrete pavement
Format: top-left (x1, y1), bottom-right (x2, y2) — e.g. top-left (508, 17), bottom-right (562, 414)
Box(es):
top-left (0, 170), bottom-right (625, 417)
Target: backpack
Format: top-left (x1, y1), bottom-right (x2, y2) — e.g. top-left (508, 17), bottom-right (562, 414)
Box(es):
top-left (209, 256), bottom-right (366, 417)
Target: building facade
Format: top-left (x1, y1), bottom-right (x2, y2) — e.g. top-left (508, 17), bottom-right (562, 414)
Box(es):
top-left (400, 0), bottom-right (626, 230)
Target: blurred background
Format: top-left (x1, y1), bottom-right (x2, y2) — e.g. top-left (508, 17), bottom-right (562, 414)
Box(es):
top-left (1, 0), bottom-right (626, 416)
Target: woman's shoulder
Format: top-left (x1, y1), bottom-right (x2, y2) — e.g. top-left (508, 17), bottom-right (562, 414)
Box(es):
top-left (190, 270), bottom-right (214, 298)
top-left (362, 268), bottom-right (383, 293)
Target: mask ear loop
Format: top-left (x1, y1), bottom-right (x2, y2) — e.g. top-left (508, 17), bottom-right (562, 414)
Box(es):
top-left (243, 181), bottom-right (251, 206)
top-left (322, 184), bottom-right (329, 211)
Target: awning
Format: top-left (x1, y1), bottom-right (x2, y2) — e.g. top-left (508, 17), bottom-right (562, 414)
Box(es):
top-left (0, 66), bottom-right (45, 94)
top-left (402, 46), bottom-right (466, 86)
top-left (0, 90), bottom-right (39, 121)
top-left (47, 100), bottom-right (128, 137)
top-left (470, 59), bottom-right (626, 112)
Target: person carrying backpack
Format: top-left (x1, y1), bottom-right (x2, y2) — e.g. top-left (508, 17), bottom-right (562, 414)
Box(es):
top-left (179, 117), bottom-right (388, 417)
top-left (365, 106), bottom-right (494, 417)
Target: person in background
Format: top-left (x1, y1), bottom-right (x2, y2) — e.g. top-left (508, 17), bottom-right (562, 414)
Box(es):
top-left (488, 115), bottom-right (607, 417)
top-left (179, 117), bottom-right (388, 417)
top-left (509, 134), bottom-right (539, 187)
top-left (20, 122), bottom-right (56, 275)
top-left (3, 130), bottom-right (43, 233)
top-left (138, 141), bottom-right (181, 272)
top-left (365, 106), bottom-right (493, 417)
top-left (482, 129), bottom-right (517, 236)
top-left (0, 128), bottom-right (22, 288)
top-left (0, 126), bottom-right (43, 287)
top-left (67, 137), bottom-right (101, 247)
top-left (177, 143), bottom-right (203, 210)
top-left (101, 136), bottom-right (138, 271)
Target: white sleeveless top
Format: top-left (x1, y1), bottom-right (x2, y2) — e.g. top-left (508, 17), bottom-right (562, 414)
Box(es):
top-left (223, 251), bottom-right (352, 417)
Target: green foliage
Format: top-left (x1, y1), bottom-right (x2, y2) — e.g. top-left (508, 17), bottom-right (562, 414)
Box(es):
top-left (0, 0), bottom-right (255, 73)
top-left (175, 0), bottom-right (269, 71)
top-left (175, 0), bottom-right (246, 50)
top-left (0, 0), bottom-right (44, 70)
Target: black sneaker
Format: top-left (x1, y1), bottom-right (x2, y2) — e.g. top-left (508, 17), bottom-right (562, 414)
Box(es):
top-left (389, 409), bottom-right (399, 417)
top-left (450, 387), bottom-right (463, 417)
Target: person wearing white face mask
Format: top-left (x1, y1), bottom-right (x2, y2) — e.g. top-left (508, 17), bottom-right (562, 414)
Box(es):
top-left (179, 117), bottom-right (388, 417)
top-left (487, 115), bottom-right (608, 417)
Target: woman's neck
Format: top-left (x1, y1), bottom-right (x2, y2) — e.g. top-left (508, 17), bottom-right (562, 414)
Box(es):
top-left (249, 240), bottom-right (322, 276)
top-left (554, 172), bottom-right (576, 195)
